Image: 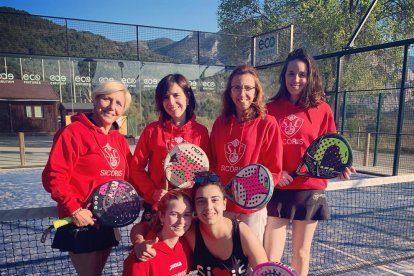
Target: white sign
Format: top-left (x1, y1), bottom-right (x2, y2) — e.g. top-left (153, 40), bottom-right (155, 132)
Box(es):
top-left (254, 32), bottom-right (278, 66)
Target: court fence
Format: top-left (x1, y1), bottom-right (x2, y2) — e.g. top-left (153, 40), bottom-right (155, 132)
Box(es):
top-left (257, 38), bottom-right (414, 176)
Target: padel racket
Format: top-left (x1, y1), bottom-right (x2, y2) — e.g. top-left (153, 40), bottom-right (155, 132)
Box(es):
top-left (53, 179), bottom-right (141, 229)
top-left (290, 133), bottom-right (353, 179)
top-left (224, 164), bottom-right (274, 210)
top-left (252, 261), bottom-right (298, 276)
top-left (164, 143), bottom-right (209, 189)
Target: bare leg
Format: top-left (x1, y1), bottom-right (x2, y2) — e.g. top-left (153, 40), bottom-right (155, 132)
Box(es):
top-left (264, 217), bottom-right (289, 262)
top-left (69, 248), bottom-right (111, 276)
top-left (291, 220), bottom-right (318, 276)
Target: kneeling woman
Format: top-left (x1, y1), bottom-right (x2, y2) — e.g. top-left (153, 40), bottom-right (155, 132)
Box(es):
top-left (123, 190), bottom-right (193, 275)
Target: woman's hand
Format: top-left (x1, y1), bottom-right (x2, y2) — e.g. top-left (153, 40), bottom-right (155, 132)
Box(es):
top-left (134, 237), bottom-right (159, 261)
top-left (337, 166), bottom-right (357, 181)
top-left (71, 208), bottom-right (94, 227)
top-left (278, 170), bottom-right (293, 187)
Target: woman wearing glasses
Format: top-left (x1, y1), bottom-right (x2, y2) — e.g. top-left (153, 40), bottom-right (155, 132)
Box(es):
top-left (209, 65), bottom-right (283, 243)
top-left (129, 172), bottom-right (268, 275)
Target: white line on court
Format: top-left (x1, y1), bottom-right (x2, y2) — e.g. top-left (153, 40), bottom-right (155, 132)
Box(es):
top-left (315, 234), bottom-right (407, 275)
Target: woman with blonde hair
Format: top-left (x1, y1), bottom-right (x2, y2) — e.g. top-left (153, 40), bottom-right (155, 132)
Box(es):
top-left (42, 80), bottom-right (132, 276)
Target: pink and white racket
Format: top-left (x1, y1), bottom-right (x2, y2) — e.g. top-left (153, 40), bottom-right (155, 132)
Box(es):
top-left (164, 143), bottom-right (209, 189)
top-left (225, 164), bottom-right (274, 210)
top-left (252, 261), bottom-right (298, 276)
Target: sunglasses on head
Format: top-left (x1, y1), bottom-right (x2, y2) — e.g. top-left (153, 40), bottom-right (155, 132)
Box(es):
top-left (194, 172), bottom-right (220, 186)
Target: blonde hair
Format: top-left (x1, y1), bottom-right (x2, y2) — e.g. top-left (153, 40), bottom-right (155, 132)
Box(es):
top-left (92, 80), bottom-right (132, 112)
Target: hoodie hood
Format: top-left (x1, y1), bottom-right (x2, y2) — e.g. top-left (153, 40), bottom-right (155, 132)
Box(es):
top-left (159, 114), bottom-right (198, 145)
top-left (71, 112), bottom-right (120, 134)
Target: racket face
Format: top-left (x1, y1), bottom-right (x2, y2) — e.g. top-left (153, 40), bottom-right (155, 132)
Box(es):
top-left (164, 143), bottom-right (209, 189)
top-left (252, 262), bottom-right (298, 276)
top-left (225, 164), bottom-right (274, 210)
top-left (298, 133), bottom-right (353, 179)
top-left (91, 180), bottom-right (141, 227)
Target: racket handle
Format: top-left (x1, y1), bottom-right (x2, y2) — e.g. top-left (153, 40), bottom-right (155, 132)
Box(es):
top-left (289, 172), bottom-right (298, 178)
top-left (53, 217), bottom-right (73, 229)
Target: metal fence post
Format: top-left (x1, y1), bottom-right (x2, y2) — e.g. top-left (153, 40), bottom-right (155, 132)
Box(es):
top-left (18, 132), bottom-right (26, 166)
top-left (392, 44), bottom-right (409, 176)
top-left (364, 132), bottom-right (371, 166)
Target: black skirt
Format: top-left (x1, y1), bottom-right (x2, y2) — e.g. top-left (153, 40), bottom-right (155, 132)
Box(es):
top-left (52, 224), bottom-right (119, 254)
top-left (267, 189), bottom-right (330, 221)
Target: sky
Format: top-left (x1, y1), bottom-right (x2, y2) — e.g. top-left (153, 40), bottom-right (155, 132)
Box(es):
top-left (0, 0), bottom-right (220, 33)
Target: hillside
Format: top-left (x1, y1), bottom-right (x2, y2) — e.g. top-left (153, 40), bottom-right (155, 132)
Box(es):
top-left (0, 7), bottom-right (252, 66)
top-left (0, 7), bottom-right (175, 62)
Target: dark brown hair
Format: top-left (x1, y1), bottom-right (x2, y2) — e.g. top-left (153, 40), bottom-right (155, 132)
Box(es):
top-left (271, 48), bottom-right (325, 108)
top-left (155, 74), bottom-right (196, 123)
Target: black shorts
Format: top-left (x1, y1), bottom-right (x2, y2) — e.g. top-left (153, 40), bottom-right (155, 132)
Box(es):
top-left (52, 224), bottom-right (119, 254)
top-left (267, 189), bottom-right (330, 220)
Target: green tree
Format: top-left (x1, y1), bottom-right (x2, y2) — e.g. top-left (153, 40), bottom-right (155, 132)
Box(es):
top-left (218, 0), bottom-right (414, 53)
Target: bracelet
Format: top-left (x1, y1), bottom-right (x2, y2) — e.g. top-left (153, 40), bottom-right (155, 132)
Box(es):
top-left (71, 208), bottom-right (82, 218)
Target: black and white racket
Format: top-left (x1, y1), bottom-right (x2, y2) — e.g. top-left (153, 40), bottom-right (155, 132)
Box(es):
top-left (224, 164), bottom-right (274, 210)
top-left (164, 143), bottom-right (209, 189)
top-left (290, 133), bottom-right (353, 179)
top-left (252, 261), bottom-right (298, 276)
top-left (53, 179), bottom-right (141, 229)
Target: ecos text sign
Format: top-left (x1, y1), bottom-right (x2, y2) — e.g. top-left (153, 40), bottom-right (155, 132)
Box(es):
top-left (255, 32), bottom-right (278, 59)
top-left (143, 78), bottom-right (159, 88)
top-left (0, 73), bottom-right (14, 83)
top-left (23, 74), bottom-right (42, 84)
top-left (49, 75), bottom-right (67, 85)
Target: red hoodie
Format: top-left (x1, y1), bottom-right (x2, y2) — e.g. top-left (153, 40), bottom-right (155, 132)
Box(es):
top-left (130, 115), bottom-right (210, 205)
top-left (123, 230), bottom-right (190, 276)
top-left (42, 112), bottom-right (132, 218)
top-left (210, 114), bottom-right (283, 214)
top-left (267, 98), bottom-right (336, 190)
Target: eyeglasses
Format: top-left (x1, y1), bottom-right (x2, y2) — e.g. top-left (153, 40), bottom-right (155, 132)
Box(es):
top-left (194, 172), bottom-right (220, 186)
top-left (231, 85), bottom-right (256, 93)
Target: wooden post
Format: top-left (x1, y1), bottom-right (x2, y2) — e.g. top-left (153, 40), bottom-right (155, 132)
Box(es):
top-left (18, 132), bottom-right (26, 166)
top-left (363, 132), bottom-right (371, 166)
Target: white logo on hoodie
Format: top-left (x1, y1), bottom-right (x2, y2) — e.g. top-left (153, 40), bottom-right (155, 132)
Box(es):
top-left (101, 143), bottom-right (120, 169)
top-left (279, 114), bottom-right (304, 138)
top-left (224, 138), bottom-right (246, 165)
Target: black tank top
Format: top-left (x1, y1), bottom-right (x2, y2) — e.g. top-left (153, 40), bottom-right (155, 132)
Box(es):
top-left (193, 219), bottom-right (249, 275)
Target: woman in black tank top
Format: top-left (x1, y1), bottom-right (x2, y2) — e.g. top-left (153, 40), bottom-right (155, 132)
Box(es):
top-left (185, 172), bottom-right (268, 275)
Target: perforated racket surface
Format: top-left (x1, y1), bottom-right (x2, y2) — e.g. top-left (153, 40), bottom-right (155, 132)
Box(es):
top-left (291, 133), bottom-right (353, 179)
top-left (225, 164), bottom-right (274, 210)
top-left (53, 180), bottom-right (141, 228)
top-left (252, 262), bottom-right (298, 276)
top-left (164, 143), bottom-right (209, 189)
